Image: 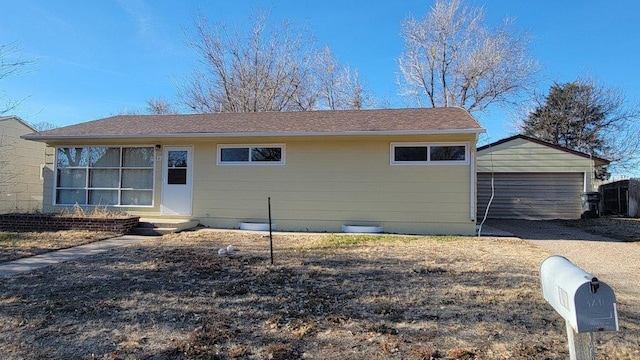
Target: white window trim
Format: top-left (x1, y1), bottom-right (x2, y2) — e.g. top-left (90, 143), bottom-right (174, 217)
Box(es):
top-left (53, 145), bottom-right (156, 207)
top-left (217, 144), bottom-right (286, 166)
top-left (390, 142), bottom-right (470, 165)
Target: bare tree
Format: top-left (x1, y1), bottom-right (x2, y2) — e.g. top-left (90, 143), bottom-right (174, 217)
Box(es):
top-left (180, 12), bottom-right (316, 112)
top-left (31, 121), bottom-right (57, 131)
top-left (109, 97), bottom-right (175, 117)
top-left (341, 68), bottom-right (369, 110)
top-left (398, 0), bottom-right (537, 112)
top-left (146, 97), bottom-right (174, 114)
top-left (1, 42), bottom-right (35, 115)
top-left (315, 46), bottom-right (341, 110)
top-left (315, 47), bottom-right (373, 110)
top-left (111, 107), bottom-right (141, 116)
top-left (179, 11), bottom-right (372, 113)
top-left (0, 42), bottom-right (36, 211)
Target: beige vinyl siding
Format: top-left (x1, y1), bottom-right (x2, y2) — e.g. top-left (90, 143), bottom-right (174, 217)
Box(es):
top-left (477, 137), bottom-right (593, 189)
top-left (476, 137), bottom-right (597, 220)
top-left (0, 118), bottom-right (45, 213)
top-left (193, 135), bottom-right (476, 235)
top-left (40, 134), bottom-right (477, 235)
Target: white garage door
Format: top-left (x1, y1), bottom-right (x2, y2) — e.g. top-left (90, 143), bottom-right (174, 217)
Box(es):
top-left (477, 172), bottom-right (584, 220)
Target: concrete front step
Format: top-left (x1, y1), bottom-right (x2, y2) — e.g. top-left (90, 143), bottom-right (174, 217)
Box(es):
top-left (129, 218), bottom-right (199, 236)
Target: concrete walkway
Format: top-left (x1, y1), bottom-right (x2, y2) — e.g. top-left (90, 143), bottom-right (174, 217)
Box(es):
top-left (0, 235), bottom-right (148, 278)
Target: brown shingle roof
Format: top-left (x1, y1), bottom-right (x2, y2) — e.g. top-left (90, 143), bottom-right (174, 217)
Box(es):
top-left (24, 107), bottom-right (484, 141)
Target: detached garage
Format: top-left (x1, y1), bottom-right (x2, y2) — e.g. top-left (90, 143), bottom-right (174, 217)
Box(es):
top-left (476, 135), bottom-right (609, 220)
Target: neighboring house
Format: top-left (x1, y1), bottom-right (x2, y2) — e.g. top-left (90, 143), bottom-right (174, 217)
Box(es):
top-left (476, 134), bottom-right (609, 220)
top-left (0, 116), bottom-right (45, 213)
top-left (23, 108), bottom-right (485, 235)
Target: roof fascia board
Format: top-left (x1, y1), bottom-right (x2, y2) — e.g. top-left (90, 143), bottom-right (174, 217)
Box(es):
top-left (23, 128), bottom-right (486, 141)
top-left (478, 134), bottom-right (610, 165)
top-left (1, 115), bottom-right (37, 131)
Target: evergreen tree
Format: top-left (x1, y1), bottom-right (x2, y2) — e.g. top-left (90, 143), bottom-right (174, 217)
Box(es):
top-left (522, 81), bottom-right (608, 156)
top-left (522, 79), bottom-right (640, 177)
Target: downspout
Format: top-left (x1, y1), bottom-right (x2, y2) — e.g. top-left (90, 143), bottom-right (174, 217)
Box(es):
top-left (470, 135), bottom-right (476, 223)
top-left (586, 153), bottom-right (592, 192)
top-left (583, 172), bottom-right (588, 192)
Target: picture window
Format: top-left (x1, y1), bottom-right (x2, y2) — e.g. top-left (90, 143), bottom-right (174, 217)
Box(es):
top-left (55, 146), bottom-right (154, 206)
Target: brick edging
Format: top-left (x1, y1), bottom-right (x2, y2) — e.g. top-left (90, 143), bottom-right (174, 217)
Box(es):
top-left (0, 214), bottom-right (140, 233)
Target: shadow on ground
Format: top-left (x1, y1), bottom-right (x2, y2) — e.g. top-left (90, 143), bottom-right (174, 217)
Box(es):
top-left (485, 219), bottom-right (622, 242)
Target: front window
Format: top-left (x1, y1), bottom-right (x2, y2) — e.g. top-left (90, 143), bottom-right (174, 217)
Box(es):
top-left (430, 145), bottom-right (466, 161)
top-left (55, 146), bottom-right (154, 206)
top-left (391, 143), bottom-right (468, 165)
top-left (218, 144), bottom-right (285, 165)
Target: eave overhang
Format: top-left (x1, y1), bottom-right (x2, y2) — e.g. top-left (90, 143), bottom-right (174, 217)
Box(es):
top-left (23, 128), bottom-right (486, 142)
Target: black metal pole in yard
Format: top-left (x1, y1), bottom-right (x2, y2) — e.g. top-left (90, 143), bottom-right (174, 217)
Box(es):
top-left (268, 197), bottom-right (273, 265)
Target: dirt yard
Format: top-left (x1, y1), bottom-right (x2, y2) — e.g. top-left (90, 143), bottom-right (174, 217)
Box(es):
top-left (1, 230), bottom-right (638, 359)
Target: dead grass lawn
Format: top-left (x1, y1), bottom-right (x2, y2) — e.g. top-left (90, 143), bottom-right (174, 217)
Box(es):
top-left (0, 230), bottom-right (120, 263)
top-left (559, 217), bottom-right (640, 242)
top-left (1, 230), bottom-right (638, 359)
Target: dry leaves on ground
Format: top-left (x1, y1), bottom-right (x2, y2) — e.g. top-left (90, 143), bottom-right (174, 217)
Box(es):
top-left (0, 230), bottom-right (120, 263)
top-left (559, 217), bottom-right (640, 242)
top-left (1, 230), bottom-right (638, 359)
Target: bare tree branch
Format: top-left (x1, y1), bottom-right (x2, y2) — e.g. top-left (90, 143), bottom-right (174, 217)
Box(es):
top-left (31, 121), bottom-right (57, 131)
top-left (1, 42), bottom-right (36, 116)
top-left (315, 47), bottom-right (374, 110)
top-left (178, 11), bottom-right (373, 113)
top-left (398, 0), bottom-right (537, 112)
top-left (146, 97), bottom-right (174, 115)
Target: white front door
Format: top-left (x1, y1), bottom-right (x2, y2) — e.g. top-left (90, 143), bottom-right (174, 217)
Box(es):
top-left (161, 146), bottom-right (193, 215)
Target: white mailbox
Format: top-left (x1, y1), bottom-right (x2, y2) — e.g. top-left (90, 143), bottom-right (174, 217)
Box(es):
top-left (540, 255), bottom-right (618, 333)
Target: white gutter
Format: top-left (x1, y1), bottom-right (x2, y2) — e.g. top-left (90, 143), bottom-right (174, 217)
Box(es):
top-left (23, 128), bottom-right (486, 142)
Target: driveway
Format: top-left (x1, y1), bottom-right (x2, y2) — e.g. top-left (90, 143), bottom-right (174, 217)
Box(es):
top-left (485, 219), bottom-right (640, 299)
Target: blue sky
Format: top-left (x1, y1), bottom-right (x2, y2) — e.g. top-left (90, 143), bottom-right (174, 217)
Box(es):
top-left (2, 0), bottom-right (639, 147)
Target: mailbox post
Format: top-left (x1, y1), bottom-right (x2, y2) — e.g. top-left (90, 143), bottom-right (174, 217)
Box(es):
top-left (540, 256), bottom-right (618, 360)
